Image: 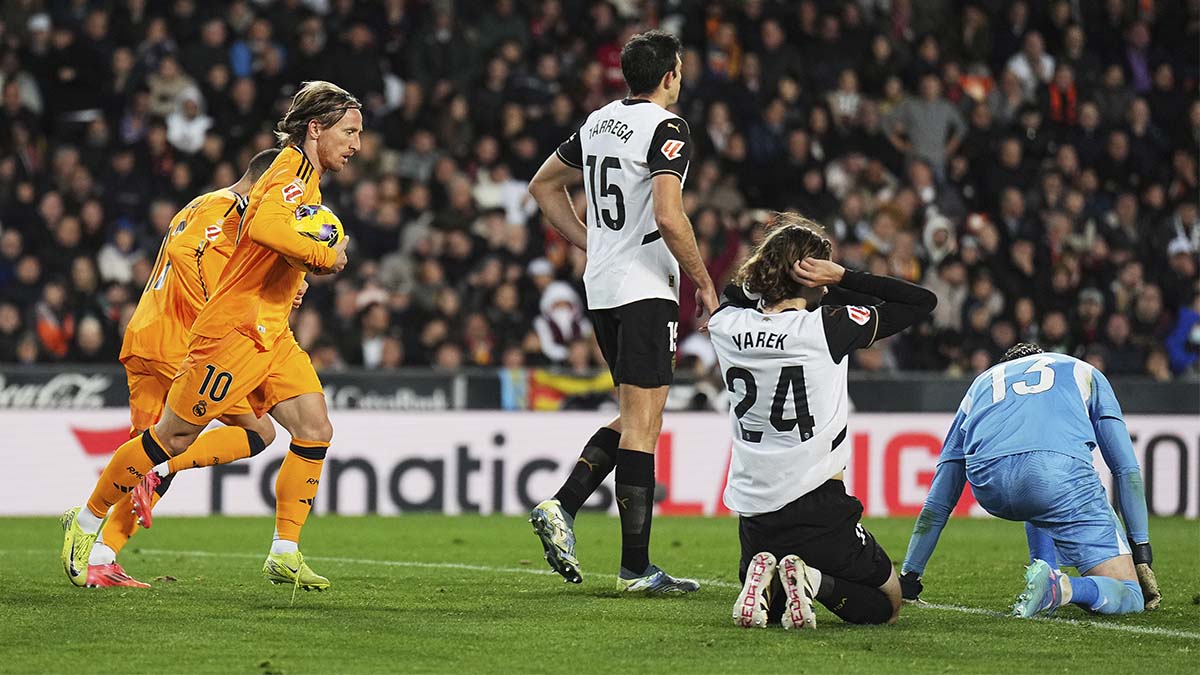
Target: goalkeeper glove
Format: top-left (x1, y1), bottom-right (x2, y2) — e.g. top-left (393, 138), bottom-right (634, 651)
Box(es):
top-left (899, 571), bottom-right (923, 602)
top-left (1130, 540), bottom-right (1161, 611)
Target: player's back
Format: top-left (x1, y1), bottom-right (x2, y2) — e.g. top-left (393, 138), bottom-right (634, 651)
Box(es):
top-left (708, 305), bottom-right (852, 515)
top-left (956, 352), bottom-right (1103, 467)
top-left (190, 146), bottom-right (318, 349)
top-left (571, 98), bottom-right (689, 309)
top-left (121, 189), bottom-right (243, 365)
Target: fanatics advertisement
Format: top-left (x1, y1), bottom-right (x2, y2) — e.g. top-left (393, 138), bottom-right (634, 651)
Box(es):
top-left (12, 411), bottom-right (1198, 518)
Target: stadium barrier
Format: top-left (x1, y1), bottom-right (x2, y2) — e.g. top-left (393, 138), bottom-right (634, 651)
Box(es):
top-left (16, 410), bottom-right (1197, 518)
top-left (0, 365), bottom-right (1197, 413)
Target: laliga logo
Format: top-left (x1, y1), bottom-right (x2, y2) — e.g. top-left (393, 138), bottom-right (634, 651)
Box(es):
top-left (281, 179), bottom-right (305, 204)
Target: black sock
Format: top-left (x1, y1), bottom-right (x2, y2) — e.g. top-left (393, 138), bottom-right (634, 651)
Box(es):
top-left (814, 575), bottom-right (893, 625)
top-left (615, 449), bottom-right (655, 575)
top-left (553, 427), bottom-right (620, 518)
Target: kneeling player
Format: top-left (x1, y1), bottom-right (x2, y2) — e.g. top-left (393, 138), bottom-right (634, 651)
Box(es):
top-left (707, 215), bottom-right (936, 628)
top-left (900, 343), bottom-right (1161, 617)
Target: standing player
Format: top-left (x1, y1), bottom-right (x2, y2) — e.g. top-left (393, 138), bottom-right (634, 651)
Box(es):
top-left (83, 150), bottom-right (284, 588)
top-left (61, 81), bottom-right (359, 592)
top-left (900, 343), bottom-right (1161, 617)
top-left (709, 216), bottom-right (936, 629)
top-left (526, 30), bottom-right (719, 593)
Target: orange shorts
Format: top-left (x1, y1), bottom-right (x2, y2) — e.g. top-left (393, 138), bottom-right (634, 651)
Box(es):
top-left (166, 330), bottom-right (322, 425)
top-left (124, 355), bottom-right (253, 436)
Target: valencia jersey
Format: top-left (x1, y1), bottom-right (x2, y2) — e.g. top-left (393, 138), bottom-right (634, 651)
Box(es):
top-left (120, 189), bottom-right (245, 366)
top-left (189, 146), bottom-right (337, 349)
top-left (708, 302), bottom-right (880, 516)
top-left (557, 98), bottom-right (692, 310)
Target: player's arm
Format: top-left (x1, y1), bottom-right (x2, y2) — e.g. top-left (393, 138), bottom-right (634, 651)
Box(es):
top-left (243, 173), bottom-right (342, 272)
top-left (1087, 368), bottom-right (1160, 608)
top-left (900, 408), bottom-right (970, 601)
top-left (528, 132), bottom-right (587, 251)
top-left (801, 260), bottom-right (937, 361)
top-left (649, 119), bottom-right (717, 317)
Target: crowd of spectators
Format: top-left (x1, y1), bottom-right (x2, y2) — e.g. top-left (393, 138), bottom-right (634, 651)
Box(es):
top-left (0, 0), bottom-right (1196, 383)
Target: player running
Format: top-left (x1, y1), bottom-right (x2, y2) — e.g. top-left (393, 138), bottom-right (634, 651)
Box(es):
top-left (82, 150), bottom-right (284, 588)
top-left (900, 343), bottom-right (1161, 617)
top-left (61, 81), bottom-right (359, 592)
top-left (526, 30), bottom-right (719, 593)
top-left (710, 216), bottom-right (936, 629)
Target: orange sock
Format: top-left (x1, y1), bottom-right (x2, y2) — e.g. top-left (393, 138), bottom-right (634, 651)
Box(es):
top-left (274, 439), bottom-right (329, 543)
top-left (100, 490), bottom-right (162, 555)
top-left (86, 429), bottom-right (169, 519)
top-left (165, 426), bottom-right (266, 474)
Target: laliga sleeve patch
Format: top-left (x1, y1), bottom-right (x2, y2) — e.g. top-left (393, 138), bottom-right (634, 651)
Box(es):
top-left (281, 179), bottom-right (305, 204)
top-left (205, 223), bottom-right (221, 241)
top-left (847, 306), bottom-right (872, 325)
top-left (660, 139), bottom-right (685, 161)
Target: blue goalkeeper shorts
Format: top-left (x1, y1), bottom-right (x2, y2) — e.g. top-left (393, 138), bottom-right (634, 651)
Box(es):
top-left (966, 451), bottom-right (1131, 573)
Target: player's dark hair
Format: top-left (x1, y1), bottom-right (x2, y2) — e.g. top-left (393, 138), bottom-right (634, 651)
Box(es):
top-left (999, 342), bottom-right (1044, 363)
top-left (244, 148), bottom-right (281, 183)
top-left (274, 80), bottom-right (361, 147)
top-left (734, 212), bottom-right (833, 307)
top-left (620, 30), bottom-right (681, 96)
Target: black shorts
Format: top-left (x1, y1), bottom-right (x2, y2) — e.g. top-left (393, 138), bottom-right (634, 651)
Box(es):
top-left (738, 479), bottom-right (893, 589)
top-left (588, 298), bottom-right (678, 388)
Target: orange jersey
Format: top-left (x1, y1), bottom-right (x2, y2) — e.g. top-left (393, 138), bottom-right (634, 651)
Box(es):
top-left (190, 146), bottom-right (337, 349)
top-left (120, 189), bottom-right (245, 365)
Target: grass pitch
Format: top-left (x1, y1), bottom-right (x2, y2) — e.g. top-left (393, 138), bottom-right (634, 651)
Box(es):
top-left (3, 515), bottom-right (1197, 673)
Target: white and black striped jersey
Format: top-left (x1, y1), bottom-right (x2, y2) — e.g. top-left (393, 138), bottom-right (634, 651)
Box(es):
top-left (557, 98), bottom-right (692, 310)
top-left (707, 302), bottom-right (880, 517)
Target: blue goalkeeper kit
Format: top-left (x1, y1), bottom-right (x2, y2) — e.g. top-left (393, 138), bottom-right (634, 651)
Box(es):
top-left (903, 352), bottom-right (1149, 584)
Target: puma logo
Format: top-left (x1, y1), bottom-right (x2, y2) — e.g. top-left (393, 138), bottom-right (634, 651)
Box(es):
top-left (577, 458), bottom-right (597, 471)
top-left (666, 122), bottom-right (680, 132)
top-left (616, 497), bottom-right (629, 510)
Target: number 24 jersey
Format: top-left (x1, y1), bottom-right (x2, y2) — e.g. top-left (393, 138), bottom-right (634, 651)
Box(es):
top-left (708, 303), bottom-right (880, 516)
top-left (556, 98), bottom-right (691, 310)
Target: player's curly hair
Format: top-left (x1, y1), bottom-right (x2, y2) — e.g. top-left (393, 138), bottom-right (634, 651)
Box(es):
top-left (734, 212), bottom-right (833, 307)
top-left (274, 81), bottom-right (361, 147)
top-left (999, 342), bottom-right (1044, 363)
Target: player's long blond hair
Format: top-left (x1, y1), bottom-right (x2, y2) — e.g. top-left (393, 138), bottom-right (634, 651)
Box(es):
top-left (274, 81), bottom-right (361, 147)
top-left (734, 212), bottom-right (833, 306)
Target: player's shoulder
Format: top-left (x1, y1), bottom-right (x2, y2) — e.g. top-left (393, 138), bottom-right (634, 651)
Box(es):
top-left (820, 304), bottom-right (873, 325)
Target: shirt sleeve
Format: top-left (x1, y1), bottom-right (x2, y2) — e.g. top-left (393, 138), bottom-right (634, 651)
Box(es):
top-left (646, 117), bottom-right (692, 179)
top-left (555, 131), bottom-right (583, 169)
top-left (820, 305), bottom-right (879, 362)
top-left (901, 458), bottom-right (967, 576)
top-left (1087, 367), bottom-right (1125, 421)
top-left (244, 168), bottom-right (338, 271)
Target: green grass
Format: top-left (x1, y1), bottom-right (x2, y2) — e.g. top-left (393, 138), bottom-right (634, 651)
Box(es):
top-left (3, 515), bottom-right (1198, 674)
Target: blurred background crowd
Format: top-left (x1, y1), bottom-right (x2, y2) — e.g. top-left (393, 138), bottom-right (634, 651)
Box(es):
top-left (0, 0), bottom-right (1197, 383)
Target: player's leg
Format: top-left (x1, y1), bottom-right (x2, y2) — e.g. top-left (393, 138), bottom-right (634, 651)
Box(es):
top-left (530, 306), bottom-right (625, 582)
top-left (129, 406), bottom-right (276, 530)
top-left (769, 480), bottom-right (899, 627)
top-left (1024, 522), bottom-right (1059, 567)
top-left (530, 416), bottom-right (621, 584)
top-left (1012, 452), bottom-right (1143, 616)
top-left (732, 513), bottom-right (780, 628)
top-left (256, 337), bottom-right (334, 590)
top-left (263, 392), bottom-right (333, 591)
top-left (608, 300), bottom-right (694, 592)
top-left (61, 407), bottom-right (202, 586)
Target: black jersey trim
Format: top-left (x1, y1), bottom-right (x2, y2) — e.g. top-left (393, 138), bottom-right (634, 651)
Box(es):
top-left (831, 426), bottom-right (848, 452)
top-left (641, 230), bottom-right (662, 245)
top-left (555, 147), bottom-right (583, 169)
top-left (649, 168), bottom-right (685, 180)
top-left (621, 98), bottom-right (653, 106)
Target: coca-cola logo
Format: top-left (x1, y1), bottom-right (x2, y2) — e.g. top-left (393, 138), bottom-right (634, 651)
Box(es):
top-left (0, 373), bottom-right (112, 408)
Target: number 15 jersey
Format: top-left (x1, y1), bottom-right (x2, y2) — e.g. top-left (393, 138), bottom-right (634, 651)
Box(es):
top-left (708, 302), bottom-right (880, 516)
top-left (556, 98), bottom-right (691, 310)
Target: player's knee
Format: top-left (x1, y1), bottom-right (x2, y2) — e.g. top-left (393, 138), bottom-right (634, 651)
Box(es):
top-left (294, 418), bottom-right (333, 445)
top-left (254, 421), bottom-right (277, 448)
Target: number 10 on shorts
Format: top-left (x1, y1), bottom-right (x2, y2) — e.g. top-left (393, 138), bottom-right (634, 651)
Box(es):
top-left (197, 364), bottom-right (234, 402)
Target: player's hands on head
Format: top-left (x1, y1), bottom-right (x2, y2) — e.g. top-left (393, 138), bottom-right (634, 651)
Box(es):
top-left (899, 571), bottom-right (924, 603)
top-left (791, 258), bottom-right (845, 288)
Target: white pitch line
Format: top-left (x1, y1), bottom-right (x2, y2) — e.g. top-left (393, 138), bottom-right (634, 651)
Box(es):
top-left (13, 547), bottom-right (1200, 640)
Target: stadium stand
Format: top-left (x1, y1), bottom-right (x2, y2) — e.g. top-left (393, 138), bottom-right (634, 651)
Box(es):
top-left (0, 0), bottom-right (1195, 381)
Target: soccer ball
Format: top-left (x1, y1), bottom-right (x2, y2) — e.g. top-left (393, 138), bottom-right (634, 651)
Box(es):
top-left (286, 204), bottom-right (344, 271)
